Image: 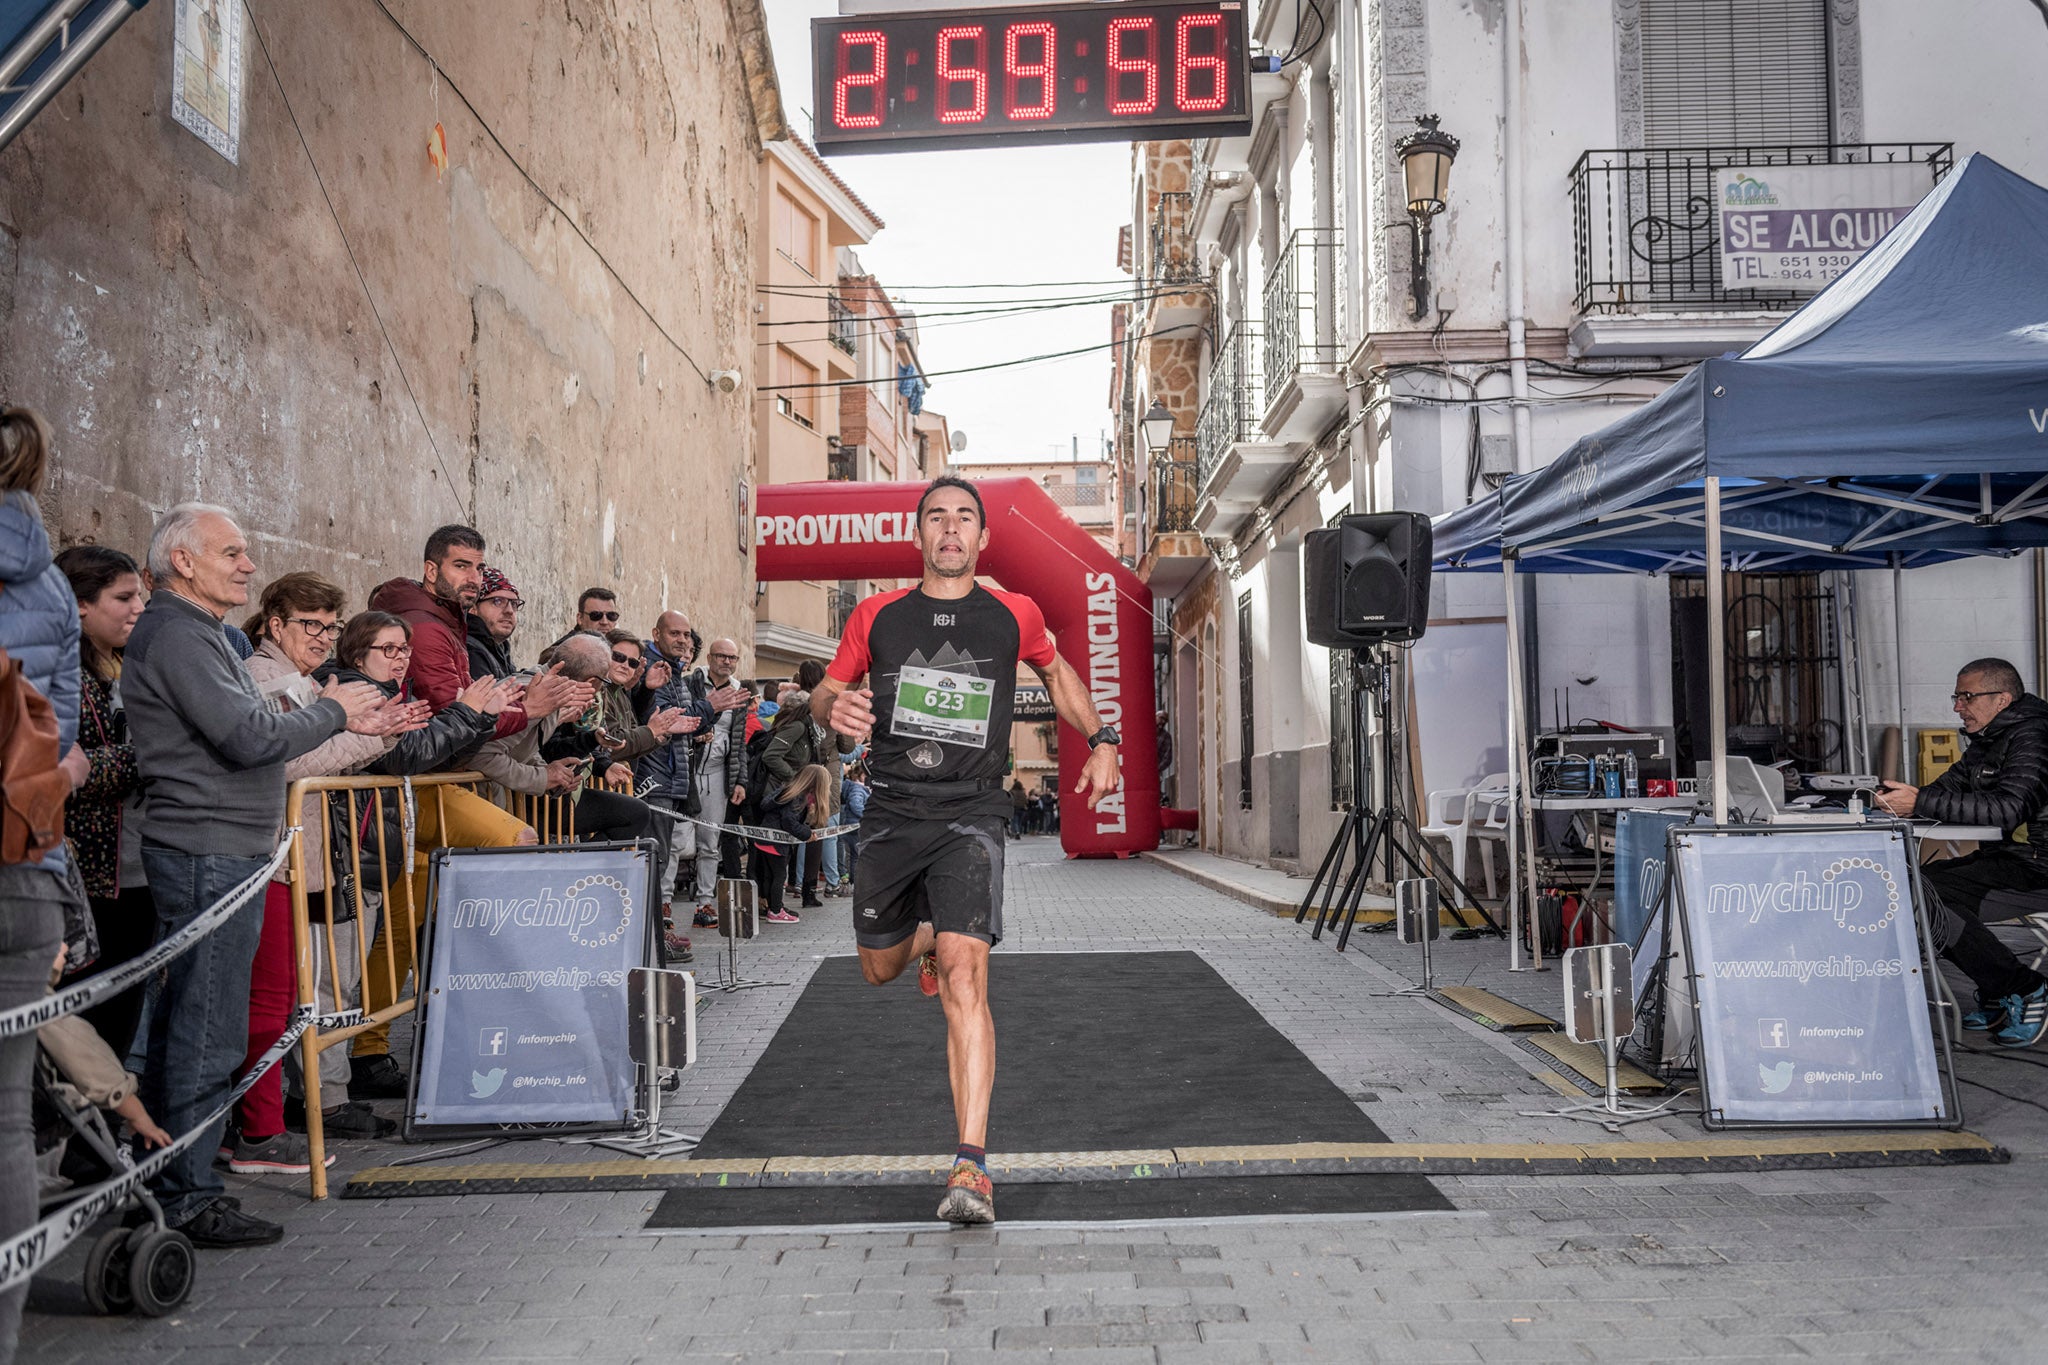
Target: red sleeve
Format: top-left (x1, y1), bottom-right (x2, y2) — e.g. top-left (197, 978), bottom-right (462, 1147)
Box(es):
top-left (827, 590), bottom-right (907, 684)
top-left (998, 591), bottom-right (1058, 670)
top-left (407, 619), bottom-right (469, 715)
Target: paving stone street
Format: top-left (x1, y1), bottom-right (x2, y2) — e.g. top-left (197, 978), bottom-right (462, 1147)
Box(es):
top-left (23, 840), bottom-right (2048, 1364)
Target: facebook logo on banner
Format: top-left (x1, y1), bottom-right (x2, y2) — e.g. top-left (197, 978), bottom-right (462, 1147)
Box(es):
top-left (480, 1026), bottom-right (509, 1057)
top-left (1758, 1018), bottom-right (1790, 1050)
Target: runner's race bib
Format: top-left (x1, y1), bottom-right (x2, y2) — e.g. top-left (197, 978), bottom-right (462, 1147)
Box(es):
top-left (892, 665), bottom-right (995, 749)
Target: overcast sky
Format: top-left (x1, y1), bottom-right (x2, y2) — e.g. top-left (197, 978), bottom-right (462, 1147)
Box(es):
top-left (763, 2), bottom-right (1131, 465)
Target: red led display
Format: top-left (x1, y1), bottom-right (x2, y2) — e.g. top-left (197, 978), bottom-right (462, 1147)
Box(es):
top-left (813, 1), bottom-right (1251, 155)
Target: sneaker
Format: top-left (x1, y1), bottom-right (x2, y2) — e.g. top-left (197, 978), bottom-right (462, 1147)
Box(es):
top-left (936, 1160), bottom-right (995, 1225)
top-left (800, 893), bottom-right (825, 909)
top-left (1992, 984), bottom-right (2048, 1048)
top-left (692, 907), bottom-right (718, 928)
top-left (322, 1100), bottom-right (398, 1140)
top-left (217, 1125), bottom-right (239, 1162)
top-left (228, 1130), bottom-right (335, 1175)
top-left (763, 908), bottom-right (801, 924)
top-left (1962, 996), bottom-right (2009, 1031)
top-left (176, 1197), bottom-right (285, 1248)
top-left (662, 923), bottom-right (694, 962)
top-left (350, 1054), bottom-right (409, 1099)
top-left (918, 951), bottom-right (940, 999)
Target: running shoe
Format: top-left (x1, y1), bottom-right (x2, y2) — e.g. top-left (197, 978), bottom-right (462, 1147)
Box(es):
top-left (662, 923), bottom-right (694, 962)
top-left (764, 908), bottom-right (801, 924)
top-left (692, 906), bottom-right (718, 928)
top-left (1992, 984), bottom-right (2048, 1048)
top-left (227, 1130), bottom-right (336, 1175)
top-left (936, 1160), bottom-right (995, 1225)
top-left (1963, 995), bottom-right (2008, 1031)
top-left (918, 951), bottom-right (941, 998)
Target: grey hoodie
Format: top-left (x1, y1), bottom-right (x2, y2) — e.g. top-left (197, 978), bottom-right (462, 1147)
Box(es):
top-left (123, 590), bottom-right (347, 859)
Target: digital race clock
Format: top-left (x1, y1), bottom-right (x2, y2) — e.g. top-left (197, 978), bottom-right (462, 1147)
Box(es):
top-left (811, 2), bottom-right (1253, 155)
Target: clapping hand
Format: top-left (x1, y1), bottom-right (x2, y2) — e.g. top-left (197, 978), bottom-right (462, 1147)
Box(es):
top-left (642, 658), bottom-right (673, 692)
top-left (322, 679), bottom-right (394, 735)
top-left (522, 662), bottom-right (576, 717)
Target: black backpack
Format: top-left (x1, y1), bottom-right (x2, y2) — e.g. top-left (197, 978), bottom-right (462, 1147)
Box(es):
top-left (739, 729), bottom-right (775, 817)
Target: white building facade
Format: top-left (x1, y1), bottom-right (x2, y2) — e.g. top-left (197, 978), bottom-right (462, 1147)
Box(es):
top-left (1120, 0), bottom-right (2048, 871)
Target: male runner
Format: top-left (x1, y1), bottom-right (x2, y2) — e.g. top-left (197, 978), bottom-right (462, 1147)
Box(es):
top-left (813, 475), bottom-right (1122, 1225)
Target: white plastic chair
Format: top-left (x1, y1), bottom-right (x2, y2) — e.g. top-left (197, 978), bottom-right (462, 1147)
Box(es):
top-left (1416, 786), bottom-right (1474, 895)
top-left (1465, 772), bottom-right (1512, 900)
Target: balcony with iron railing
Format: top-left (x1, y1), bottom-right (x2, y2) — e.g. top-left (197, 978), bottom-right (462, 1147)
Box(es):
top-left (1153, 436), bottom-right (1199, 534)
top-left (1196, 322), bottom-right (1261, 494)
top-left (1260, 227), bottom-right (1345, 444)
top-left (827, 291), bottom-right (858, 356)
top-left (826, 585), bottom-right (858, 638)
top-left (1147, 190), bottom-right (1203, 291)
top-left (1568, 142), bottom-right (1953, 317)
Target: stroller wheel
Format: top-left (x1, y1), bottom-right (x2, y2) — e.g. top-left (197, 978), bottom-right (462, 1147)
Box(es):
top-left (125, 1228), bottom-right (196, 1317)
top-left (83, 1226), bottom-right (136, 1315)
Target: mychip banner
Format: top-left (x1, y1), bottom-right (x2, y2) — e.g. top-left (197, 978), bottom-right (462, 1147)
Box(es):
top-left (1714, 162), bottom-right (1934, 291)
top-left (1673, 825), bottom-right (1953, 1128)
top-left (410, 842), bottom-right (657, 1135)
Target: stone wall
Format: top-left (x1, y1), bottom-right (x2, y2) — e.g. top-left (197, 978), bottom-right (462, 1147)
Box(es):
top-left (0, 0), bottom-right (777, 651)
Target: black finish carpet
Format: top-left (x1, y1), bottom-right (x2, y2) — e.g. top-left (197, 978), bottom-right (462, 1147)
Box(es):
top-left (651, 951), bottom-right (1450, 1226)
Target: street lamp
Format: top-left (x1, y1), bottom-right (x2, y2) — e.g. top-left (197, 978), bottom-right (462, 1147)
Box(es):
top-left (1393, 114), bottom-right (1460, 319)
top-left (1140, 398), bottom-right (1175, 456)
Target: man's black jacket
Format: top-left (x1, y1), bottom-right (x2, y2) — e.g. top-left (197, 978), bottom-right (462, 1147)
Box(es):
top-left (1918, 692), bottom-right (2048, 866)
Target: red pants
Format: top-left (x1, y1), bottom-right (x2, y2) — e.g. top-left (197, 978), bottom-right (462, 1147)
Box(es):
top-left (234, 882), bottom-right (297, 1139)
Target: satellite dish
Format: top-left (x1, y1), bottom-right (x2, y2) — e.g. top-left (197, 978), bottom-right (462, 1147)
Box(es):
top-left (949, 430), bottom-right (969, 453)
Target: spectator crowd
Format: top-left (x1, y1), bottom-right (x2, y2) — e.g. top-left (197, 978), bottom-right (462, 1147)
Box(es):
top-left (0, 403), bottom-right (867, 1355)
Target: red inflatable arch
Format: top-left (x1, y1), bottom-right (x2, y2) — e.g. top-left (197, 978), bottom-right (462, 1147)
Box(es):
top-left (754, 479), bottom-right (1162, 857)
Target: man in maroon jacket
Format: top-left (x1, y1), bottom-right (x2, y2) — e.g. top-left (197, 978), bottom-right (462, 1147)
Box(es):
top-left (369, 524), bottom-right (582, 734)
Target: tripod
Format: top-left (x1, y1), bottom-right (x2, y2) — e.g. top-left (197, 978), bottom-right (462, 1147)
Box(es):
top-left (1296, 646), bottom-right (1505, 950)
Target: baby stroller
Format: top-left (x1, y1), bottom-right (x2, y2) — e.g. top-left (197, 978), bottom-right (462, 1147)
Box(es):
top-left (32, 1055), bottom-right (195, 1316)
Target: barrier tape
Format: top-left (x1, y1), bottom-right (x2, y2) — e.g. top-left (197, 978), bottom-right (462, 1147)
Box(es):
top-left (0, 1000), bottom-right (359, 1293)
top-left (656, 808), bottom-right (859, 847)
top-left (0, 832), bottom-right (297, 1041)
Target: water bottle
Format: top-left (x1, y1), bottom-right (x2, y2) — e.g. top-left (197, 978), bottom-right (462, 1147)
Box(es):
top-left (1622, 751), bottom-right (1640, 799)
top-left (1602, 750), bottom-right (1622, 799)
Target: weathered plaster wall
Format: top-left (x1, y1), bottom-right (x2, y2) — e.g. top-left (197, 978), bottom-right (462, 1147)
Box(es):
top-left (0, 0), bottom-right (766, 648)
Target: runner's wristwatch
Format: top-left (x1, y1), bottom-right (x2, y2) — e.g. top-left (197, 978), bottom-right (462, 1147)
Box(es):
top-left (1087, 725), bottom-right (1121, 749)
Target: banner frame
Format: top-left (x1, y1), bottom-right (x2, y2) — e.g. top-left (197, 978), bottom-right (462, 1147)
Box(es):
top-left (403, 839), bottom-right (661, 1143)
top-left (1672, 821), bottom-right (1962, 1132)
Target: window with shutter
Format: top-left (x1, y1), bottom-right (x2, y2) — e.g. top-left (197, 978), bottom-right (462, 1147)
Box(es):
top-left (1638, 0), bottom-right (1831, 148)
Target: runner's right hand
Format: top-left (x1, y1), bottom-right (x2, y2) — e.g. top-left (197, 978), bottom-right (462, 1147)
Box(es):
top-left (828, 686), bottom-right (875, 741)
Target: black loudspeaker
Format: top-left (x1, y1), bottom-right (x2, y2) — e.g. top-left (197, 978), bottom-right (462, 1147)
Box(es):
top-left (1303, 512), bottom-right (1432, 647)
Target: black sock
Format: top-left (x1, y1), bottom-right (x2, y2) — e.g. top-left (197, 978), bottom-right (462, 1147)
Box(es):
top-left (956, 1143), bottom-right (986, 1171)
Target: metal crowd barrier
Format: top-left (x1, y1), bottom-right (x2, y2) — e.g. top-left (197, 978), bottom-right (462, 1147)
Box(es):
top-left (285, 771), bottom-right (600, 1197)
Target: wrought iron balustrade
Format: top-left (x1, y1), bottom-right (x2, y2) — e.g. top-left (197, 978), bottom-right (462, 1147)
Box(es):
top-left (1196, 323), bottom-right (1261, 493)
top-left (827, 292), bottom-right (858, 355)
top-left (1148, 190), bottom-right (1203, 289)
top-left (1568, 143), bottom-right (1953, 314)
top-left (826, 585), bottom-right (858, 638)
top-left (1153, 437), bottom-right (1199, 533)
top-left (1262, 227), bottom-right (1342, 391)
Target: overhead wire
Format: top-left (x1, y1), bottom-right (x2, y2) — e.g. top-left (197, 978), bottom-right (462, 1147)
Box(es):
top-left (757, 329), bottom-right (1172, 392)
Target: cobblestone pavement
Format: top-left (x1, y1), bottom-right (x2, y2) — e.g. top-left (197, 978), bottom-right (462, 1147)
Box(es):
top-left (22, 839), bottom-right (2048, 1363)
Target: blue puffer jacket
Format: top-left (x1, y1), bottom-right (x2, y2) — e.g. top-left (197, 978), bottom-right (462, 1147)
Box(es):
top-left (631, 652), bottom-right (712, 804)
top-left (0, 491), bottom-right (81, 879)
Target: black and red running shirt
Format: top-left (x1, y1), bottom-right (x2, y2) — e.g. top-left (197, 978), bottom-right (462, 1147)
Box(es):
top-left (828, 584), bottom-right (1057, 817)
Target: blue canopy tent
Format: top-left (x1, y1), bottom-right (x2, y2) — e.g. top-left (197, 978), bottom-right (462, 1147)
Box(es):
top-left (1432, 152), bottom-right (2048, 965)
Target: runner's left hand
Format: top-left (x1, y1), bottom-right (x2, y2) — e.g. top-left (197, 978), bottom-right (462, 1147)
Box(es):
top-left (1074, 743), bottom-right (1121, 811)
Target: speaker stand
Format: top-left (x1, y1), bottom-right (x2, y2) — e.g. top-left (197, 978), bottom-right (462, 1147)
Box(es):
top-left (1296, 648), bottom-right (1505, 948)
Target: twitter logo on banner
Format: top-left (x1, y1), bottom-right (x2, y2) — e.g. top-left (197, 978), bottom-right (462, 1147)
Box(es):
top-left (470, 1068), bottom-right (507, 1098)
top-left (1758, 1060), bottom-right (1795, 1094)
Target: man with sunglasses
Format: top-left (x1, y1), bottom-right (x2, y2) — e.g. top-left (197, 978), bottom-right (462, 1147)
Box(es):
top-left (575, 586), bottom-right (621, 634)
top-left (1877, 658), bottom-right (2048, 1047)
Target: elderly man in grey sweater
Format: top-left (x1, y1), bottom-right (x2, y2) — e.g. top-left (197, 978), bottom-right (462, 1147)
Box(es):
top-left (125, 503), bottom-right (388, 1248)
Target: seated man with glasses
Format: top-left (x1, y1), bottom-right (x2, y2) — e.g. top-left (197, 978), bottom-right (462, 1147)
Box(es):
top-left (467, 566), bottom-right (523, 679)
top-left (1877, 657), bottom-right (2048, 1047)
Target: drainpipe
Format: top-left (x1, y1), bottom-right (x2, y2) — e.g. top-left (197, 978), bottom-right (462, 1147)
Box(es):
top-left (1502, 0), bottom-right (1533, 473)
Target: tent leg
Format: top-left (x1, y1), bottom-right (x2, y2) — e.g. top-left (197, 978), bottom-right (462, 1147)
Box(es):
top-left (1503, 557), bottom-right (1540, 970)
top-left (1706, 477), bottom-right (1729, 825)
top-left (1893, 553), bottom-right (1909, 781)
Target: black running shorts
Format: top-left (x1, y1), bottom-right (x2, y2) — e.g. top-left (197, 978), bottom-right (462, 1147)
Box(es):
top-left (851, 811), bottom-right (1007, 950)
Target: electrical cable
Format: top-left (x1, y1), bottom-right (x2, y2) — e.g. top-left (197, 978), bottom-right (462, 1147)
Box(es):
top-left (1955, 1074), bottom-right (2048, 1113)
top-left (364, 0), bottom-right (714, 385)
top-left (759, 285), bottom-right (1185, 333)
top-left (243, 0), bottom-right (468, 520)
top-left (760, 277), bottom-right (1139, 292)
top-left (758, 329), bottom-right (1167, 391)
